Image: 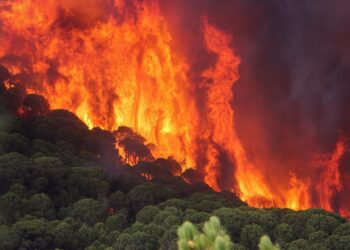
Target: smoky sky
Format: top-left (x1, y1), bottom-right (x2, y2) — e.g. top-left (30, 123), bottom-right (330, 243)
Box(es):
top-left (161, 0), bottom-right (350, 194)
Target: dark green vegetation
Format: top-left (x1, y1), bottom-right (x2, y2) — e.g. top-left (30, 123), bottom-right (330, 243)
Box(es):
top-left (0, 65), bottom-right (350, 250)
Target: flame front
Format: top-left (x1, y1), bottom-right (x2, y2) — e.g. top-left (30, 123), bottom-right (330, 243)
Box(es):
top-left (0, 0), bottom-right (199, 167)
top-left (0, 0), bottom-right (349, 218)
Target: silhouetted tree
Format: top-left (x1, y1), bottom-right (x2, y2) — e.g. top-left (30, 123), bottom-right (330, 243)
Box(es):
top-left (3, 85), bottom-right (26, 113)
top-left (120, 137), bottom-right (154, 165)
top-left (153, 158), bottom-right (182, 176)
top-left (114, 126), bottom-right (154, 165)
top-left (182, 168), bottom-right (203, 183)
top-left (0, 65), bottom-right (10, 93)
top-left (22, 94), bottom-right (50, 117)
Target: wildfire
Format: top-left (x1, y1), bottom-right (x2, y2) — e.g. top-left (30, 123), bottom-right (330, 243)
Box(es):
top-left (316, 138), bottom-right (347, 212)
top-left (0, 0), bottom-right (198, 168)
top-left (0, 0), bottom-right (349, 218)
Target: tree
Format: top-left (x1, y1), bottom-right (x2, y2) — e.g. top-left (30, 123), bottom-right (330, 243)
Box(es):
top-left (53, 222), bottom-right (74, 249)
top-left (324, 235), bottom-right (350, 250)
top-left (257, 211), bottom-right (278, 233)
top-left (305, 214), bottom-right (340, 235)
top-left (75, 224), bottom-right (95, 249)
top-left (128, 184), bottom-right (175, 213)
top-left (181, 169), bottom-right (203, 184)
top-left (8, 183), bottom-right (27, 197)
top-left (0, 192), bottom-right (24, 223)
top-left (240, 224), bottom-right (265, 250)
top-left (71, 198), bottom-right (107, 226)
top-left (258, 235), bottom-right (280, 250)
top-left (308, 230), bottom-right (328, 244)
top-left (334, 222), bottom-right (350, 236)
top-left (185, 193), bottom-right (232, 214)
top-left (286, 239), bottom-right (311, 250)
top-left (114, 126), bottom-right (153, 165)
top-left (0, 132), bottom-right (31, 156)
top-left (108, 191), bottom-right (129, 212)
top-left (106, 213), bottom-right (128, 231)
top-left (160, 226), bottom-right (178, 250)
top-left (22, 94), bottom-right (50, 117)
top-left (159, 198), bottom-right (190, 210)
top-left (28, 194), bottom-right (54, 219)
top-left (183, 210), bottom-right (210, 224)
top-left (115, 233), bottom-right (133, 250)
top-left (0, 225), bottom-right (20, 250)
top-left (136, 205), bottom-right (161, 224)
top-left (177, 216), bottom-right (233, 250)
top-left (0, 152), bottom-right (31, 193)
top-left (115, 231), bottom-right (158, 250)
top-left (66, 167), bottom-right (109, 201)
top-left (154, 210), bottom-right (181, 228)
top-left (3, 85), bottom-right (26, 113)
top-left (0, 65), bottom-right (10, 88)
top-left (213, 208), bottom-right (246, 240)
top-left (120, 138), bottom-right (154, 165)
top-left (153, 158), bottom-right (182, 176)
top-left (14, 218), bottom-right (54, 250)
top-left (273, 223), bottom-right (294, 246)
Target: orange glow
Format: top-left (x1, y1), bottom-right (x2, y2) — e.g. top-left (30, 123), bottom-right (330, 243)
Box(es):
top-left (285, 173), bottom-right (310, 210)
top-left (0, 0), bottom-right (349, 218)
top-left (0, 0), bottom-right (198, 168)
top-left (316, 138), bottom-right (346, 211)
top-left (201, 18), bottom-right (275, 203)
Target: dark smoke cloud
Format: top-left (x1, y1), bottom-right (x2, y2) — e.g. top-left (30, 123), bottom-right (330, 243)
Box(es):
top-left (161, 0), bottom-right (350, 207)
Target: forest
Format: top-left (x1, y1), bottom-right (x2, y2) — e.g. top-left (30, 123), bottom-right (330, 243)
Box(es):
top-left (0, 64), bottom-right (350, 250)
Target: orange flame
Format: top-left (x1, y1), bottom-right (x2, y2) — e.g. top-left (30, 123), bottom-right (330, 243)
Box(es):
top-left (201, 17), bottom-right (274, 202)
top-left (0, 0), bottom-right (198, 168)
top-left (316, 138), bottom-right (347, 211)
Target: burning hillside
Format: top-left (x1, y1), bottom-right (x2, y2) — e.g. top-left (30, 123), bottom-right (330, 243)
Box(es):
top-left (1, 0), bottom-right (350, 218)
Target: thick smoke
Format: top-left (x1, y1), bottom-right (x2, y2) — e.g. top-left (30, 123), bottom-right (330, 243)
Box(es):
top-left (218, 0), bottom-right (350, 210)
top-left (161, 0), bottom-right (350, 211)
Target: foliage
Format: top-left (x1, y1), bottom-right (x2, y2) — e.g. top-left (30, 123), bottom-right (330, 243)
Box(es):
top-left (177, 216), bottom-right (233, 250)
top-left (258, 235), bottom-right (280, 250)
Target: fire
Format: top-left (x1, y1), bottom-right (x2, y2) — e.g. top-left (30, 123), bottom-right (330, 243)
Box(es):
top-left (316, 138), bottom-right (347, 212)
top-left (201, 17), bottom-right (275, 203)
top-left (0, 0), bottom-right (349, 218)
top-left (0, 0), bottom-right (198, 168)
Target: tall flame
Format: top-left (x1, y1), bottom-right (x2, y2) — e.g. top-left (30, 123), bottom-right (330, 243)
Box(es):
top-left (201, 18), bottom-right (274, 202)
top-left (0, 0), bottom-right (198, 167)
top-left (317, 138), bottom-right (347, 212)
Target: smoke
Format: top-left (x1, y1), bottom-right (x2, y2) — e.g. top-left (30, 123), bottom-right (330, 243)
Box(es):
top-left (215, 0), bottom-right (350, 210)
top-left (160, 0), bottom-right (350, 210)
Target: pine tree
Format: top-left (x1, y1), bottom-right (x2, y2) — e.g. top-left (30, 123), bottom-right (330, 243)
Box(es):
top-left (177, 216), bottom-right (280, 250)
top-left (177, 216), bottom-right (233, 250)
